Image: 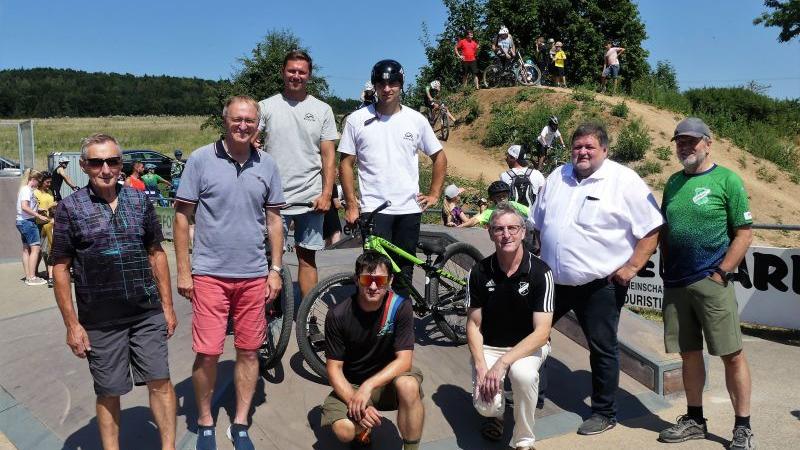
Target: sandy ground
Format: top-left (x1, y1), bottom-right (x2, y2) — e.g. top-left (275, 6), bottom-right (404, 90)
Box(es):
top-left (441, 86), bottom-right (800, 247)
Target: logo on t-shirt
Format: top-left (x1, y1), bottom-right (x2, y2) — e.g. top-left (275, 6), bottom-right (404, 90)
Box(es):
top-left (692, 187), bottom-right (711, 205)
top-left (485, 279), bottom-right (495, 292)
top-left (403, 132), bottom-right (414, 141)
top-left (304, 113), bottom-right (316, 122)
top-left (744, 211), bottom-right (752, 221)
top-left (518, 281), bottom-right (529, 295)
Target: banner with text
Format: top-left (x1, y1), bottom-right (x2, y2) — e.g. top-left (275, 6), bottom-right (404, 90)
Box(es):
top-left (155, 206), bottom-right (173, 240)
top-left (627, 247), bottom-right (800, 329)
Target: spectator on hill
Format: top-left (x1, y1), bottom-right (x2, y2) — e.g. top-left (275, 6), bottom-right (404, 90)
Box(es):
top-left (258, 49), bottom-right (338, 301)
top-left (492, 26), bottom-right (516, 71)
top-left (600, 42), bottom-right (626, 94)
top-left (321, 251), bottom-right (425, 450)
top-left (658, 118), bottom-right (755, 450)
top-left (553, 42), bottom-right (567, 88)
top-left (51, 133), bottom-right (177, 450)
top-left (530, 122), bottom-right (663, 435)
top-left (34, 171), bottom-right (57, 287)
top-left (175, 96), bottom-right (285, 450)
top-left (52, 156), bottom-right (78, 201)
top-left (16, 169), bottom-right (48, 286)
top-left (466, 204), bottom-right (554, 449)
top-left (455, 29), bottom-right (481, 90)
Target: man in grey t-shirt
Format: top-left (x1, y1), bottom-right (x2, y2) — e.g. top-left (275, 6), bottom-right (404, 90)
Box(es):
top-left (258, 50), bottom-right (338, 300)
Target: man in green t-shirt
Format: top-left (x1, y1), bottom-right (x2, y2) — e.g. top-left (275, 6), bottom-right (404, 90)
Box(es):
top-left (658, 118), bottom-right (755, 450)
top-left (458, 181), bottom-right (528, 228)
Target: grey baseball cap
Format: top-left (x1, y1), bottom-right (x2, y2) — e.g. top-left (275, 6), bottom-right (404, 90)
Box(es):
top-left (672, 117), bottom-right (712, 141)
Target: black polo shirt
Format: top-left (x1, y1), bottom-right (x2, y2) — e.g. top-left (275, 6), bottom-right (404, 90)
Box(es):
top-left (468, 250), bottom-right (554, 347)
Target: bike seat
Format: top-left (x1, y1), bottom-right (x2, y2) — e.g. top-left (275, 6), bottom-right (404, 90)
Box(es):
top-left (417, 239), bottom-right (446, 256)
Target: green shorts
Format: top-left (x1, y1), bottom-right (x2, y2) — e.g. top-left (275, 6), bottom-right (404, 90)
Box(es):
top-left (320, 367), bottom-right (424, 427)
top-left (663, 277), bottom-right (743, 356)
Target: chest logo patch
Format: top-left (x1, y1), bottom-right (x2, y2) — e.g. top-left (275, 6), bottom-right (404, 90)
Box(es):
top-left (518, 282), bottom-right (529, 295)
top-left (403, 132), bottom-right (414, 141)
top-left (304, 113), bottom-right (316, 122)
top-left (692, 187), bottom-right (711, 205)
top-left (485, 279), bottom-right (495, 292)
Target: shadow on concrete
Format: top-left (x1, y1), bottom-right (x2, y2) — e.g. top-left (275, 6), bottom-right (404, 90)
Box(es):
top-left (61, 406), bottom-right (163, 450)
top-left (306, 405), bottom-right (402, 450)
top-left (174, 359), bottom-right (235, 434)
top-left (431, 384), bottom-right (511, 450)
top-left (216, 371), bottom-right (267, 428)
top-left (289, 350), bottom-right (327, 385)
top-left (792, 410), bottom-right (800, 420)
top-left (413, 315), bottom-right (460, 348)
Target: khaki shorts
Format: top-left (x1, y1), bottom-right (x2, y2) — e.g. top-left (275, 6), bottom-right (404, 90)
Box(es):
top-left (320, 367), bottom-right (424, 427)
top-left (663, 277), bottom-right (743, 356)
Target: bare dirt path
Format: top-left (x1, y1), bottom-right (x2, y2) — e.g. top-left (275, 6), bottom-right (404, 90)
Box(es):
top-left (441, 86), bottom-right (800, 247)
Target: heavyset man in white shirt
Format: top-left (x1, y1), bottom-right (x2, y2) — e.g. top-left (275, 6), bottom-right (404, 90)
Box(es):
top-left (529, 122), bottom-right (663, 436)
top-left (338, 59), bottom-right (446, 294)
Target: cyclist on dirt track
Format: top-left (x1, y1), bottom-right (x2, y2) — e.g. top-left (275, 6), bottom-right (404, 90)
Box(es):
top-left (424, 80), bottom-right (456, 125)
top-left (535, 116), bottom-right (566, 170)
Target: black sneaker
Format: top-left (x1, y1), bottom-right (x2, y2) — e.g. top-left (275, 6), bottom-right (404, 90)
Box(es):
top-left (227, 423), bottom-right (255, 450)
top-left (658, 415), bottom-right (708, 443)
top-left (195, 425), bottom-right (216, 450)
top-left (577, 413), bottom-right (617, 435)
top-left (729, 425), bottom-right (755, 450)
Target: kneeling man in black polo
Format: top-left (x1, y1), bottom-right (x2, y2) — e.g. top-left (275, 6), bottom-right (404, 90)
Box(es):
top-left (467, 204), bottom-right (554, 450)
top-left (321, 251), bottom-right (424, 449)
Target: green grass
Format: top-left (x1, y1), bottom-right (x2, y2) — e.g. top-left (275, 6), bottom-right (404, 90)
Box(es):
top-left (654, 145), bottom-right (672, 161)
top-left (635, 160), bottom-right (662, 178)
top-left (482, 96), bottom-right (577, 150)
top-left (0, 116), bottom-right (218, 169)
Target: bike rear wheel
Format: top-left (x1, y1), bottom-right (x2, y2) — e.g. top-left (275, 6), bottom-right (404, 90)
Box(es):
top-left (427, 242), bottom-right (483, 344)
top-left (258, 268), bottom-right (294, 373)
top-left (296, 272), bottom-right (356, 380)
top-left (482, 64), bottom-right (502, 89)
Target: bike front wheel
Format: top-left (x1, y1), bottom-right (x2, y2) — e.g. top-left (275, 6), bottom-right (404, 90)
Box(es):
top-left (258, 267), bottom-right (294, 373)
top-left (427, 242), bottom-right (484, 344)
top-left (296, 272), bottom-right (357, 380)
top-left (519, 64), bottom-right (541, 86)
top-left (439, 110), bottom-right (450, 141)
top-left (482, 64), bottom-right (502, 89)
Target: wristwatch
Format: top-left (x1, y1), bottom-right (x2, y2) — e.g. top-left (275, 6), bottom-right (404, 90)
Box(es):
top-left (713, 267), bottom-right (735, 284)
top-left (269, 265), bottom-right (283, 276)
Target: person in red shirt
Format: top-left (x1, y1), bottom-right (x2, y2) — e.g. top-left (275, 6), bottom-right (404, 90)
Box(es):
top-left (126, 160), bottom-right (146, 192)
top-left (455, 29), bottom-right (480, 89)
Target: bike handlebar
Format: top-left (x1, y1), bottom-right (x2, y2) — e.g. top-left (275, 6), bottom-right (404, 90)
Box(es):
top-left (279, 202), bottom-right (314, 210)
top-left (343, 200), bottom-right (392, 237)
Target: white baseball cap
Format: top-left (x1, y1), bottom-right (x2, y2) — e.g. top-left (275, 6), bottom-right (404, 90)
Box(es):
top-left (498, 26), bottom-right (509, 35)
top-left (444, 184), bottom-right (465, 200)
top-left (507, 145), bottom-right (523, 159)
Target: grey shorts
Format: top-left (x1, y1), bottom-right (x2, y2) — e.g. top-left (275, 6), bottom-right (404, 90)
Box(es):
top-left (86, 312), bottom-right (171, 396)
top-left (283, 211), bottom-right (325, 251)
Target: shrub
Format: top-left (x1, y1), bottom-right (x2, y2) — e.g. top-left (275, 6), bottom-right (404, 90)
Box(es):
top-left (447, 92), bottom-right (481, 124)
top-left (514, 89), bottom-right (541, 103)
top-left (572, 88), bottom-right (596, 102)
top-left (654, 146), bottom-right (672, 161)
top-left (635, 160), bottom-right (662, 178)
top-left (612, 118), bottom-right (651, 162)
top-left (611, 102), bottom-right (629, 118)
top-left (756, 166), bottom-right (777, 183)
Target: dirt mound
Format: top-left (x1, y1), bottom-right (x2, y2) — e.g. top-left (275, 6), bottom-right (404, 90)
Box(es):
top-left (442, 86), bottom-right (800, 247)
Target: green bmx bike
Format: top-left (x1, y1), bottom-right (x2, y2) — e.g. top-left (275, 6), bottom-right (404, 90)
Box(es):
top-left (295, 200), bottom-right (483, 380)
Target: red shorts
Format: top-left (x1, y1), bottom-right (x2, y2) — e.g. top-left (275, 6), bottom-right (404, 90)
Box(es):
top-left (191, 275), bottom-right (266, 355)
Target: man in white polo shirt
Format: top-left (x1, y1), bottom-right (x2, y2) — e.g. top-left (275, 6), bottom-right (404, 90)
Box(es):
top-left (258, 50), bottom-right (338, 300)
top-left (529, 122), bottom-right (663, 436)
top-left (338, 59), bottom-right (446, 294)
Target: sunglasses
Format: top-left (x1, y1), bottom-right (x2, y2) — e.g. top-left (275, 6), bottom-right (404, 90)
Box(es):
top-left (83, 157), bottom-right (122, 168)
top-left (357, 274), bottom-right (390, 288)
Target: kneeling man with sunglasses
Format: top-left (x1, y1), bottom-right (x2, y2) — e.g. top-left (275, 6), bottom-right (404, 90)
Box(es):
top-left (321, 251), bottom-right (424, 450)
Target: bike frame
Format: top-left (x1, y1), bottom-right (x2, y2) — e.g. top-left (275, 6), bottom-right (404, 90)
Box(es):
top-left (362, 234), bottom-right (467, 307)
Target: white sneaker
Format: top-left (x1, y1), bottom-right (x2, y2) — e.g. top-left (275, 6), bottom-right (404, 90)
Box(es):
top-left (25, 277), bottom-right (47, 286)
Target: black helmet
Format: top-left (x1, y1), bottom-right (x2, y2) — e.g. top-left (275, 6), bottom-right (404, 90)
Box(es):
top-left (548, 116), bottom-right (559, 128)
top-left (174, 149), bottom-right (183, 157)
top-left (487, 180), bottom-right (511, 196)
top-left (371, 59), bottom-right (404, 86)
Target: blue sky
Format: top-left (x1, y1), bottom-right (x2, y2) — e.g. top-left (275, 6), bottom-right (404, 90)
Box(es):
top-left (1, 0), bottom-right (798, 100)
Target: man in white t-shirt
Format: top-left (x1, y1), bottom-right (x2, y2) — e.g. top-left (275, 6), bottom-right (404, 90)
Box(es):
top-left (259, 50), bottom-right (339, 299)
top-left (600, 42), bottom-right (626, 94)
top-left (338, 59), bottom-right (446, 294)
top-left (500, 144), bottom-right (544, 207)
top-left (17, 171), bottom-right (49, 285)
